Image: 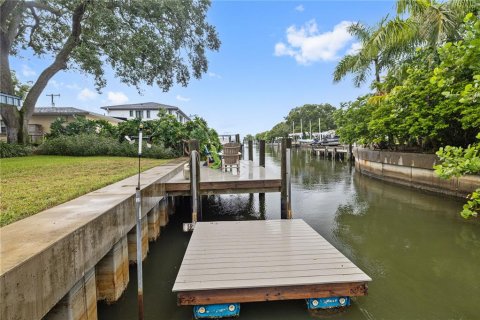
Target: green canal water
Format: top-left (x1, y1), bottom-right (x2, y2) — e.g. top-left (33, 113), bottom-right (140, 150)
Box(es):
top-left (99, 147), bottom-right (480, 320)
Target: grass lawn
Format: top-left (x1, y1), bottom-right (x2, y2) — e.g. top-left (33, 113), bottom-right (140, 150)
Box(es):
top-left (0, 155), bottom-right (171, 227)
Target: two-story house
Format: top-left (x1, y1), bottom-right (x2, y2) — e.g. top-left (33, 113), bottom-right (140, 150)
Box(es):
top-left (100, 102), bottom-right (191, 123)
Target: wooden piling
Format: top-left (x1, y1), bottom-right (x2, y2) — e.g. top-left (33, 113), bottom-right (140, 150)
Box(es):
top-left (248, 140), bottom-right (253, 161)
top-left (281, 139), bottom-right (287, 219)
top-left (286, 138), bottom-right (292, 219)
top-left (259, 140), bottom-right (266, 202)
top-left (189, 140), bottom-right (201, 224)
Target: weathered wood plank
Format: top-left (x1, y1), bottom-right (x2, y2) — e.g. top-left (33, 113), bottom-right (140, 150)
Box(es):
top-left (177, 282), bottom-right (368, 305)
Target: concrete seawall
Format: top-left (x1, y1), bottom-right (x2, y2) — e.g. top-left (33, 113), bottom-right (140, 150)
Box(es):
top-left (0, 158), bottom-right (186, 320)
top-left (353, 148), bottom-right (479, 197)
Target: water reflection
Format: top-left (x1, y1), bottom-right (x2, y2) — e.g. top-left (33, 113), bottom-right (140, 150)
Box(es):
top-left (100, 147), bottom-right (480, 320)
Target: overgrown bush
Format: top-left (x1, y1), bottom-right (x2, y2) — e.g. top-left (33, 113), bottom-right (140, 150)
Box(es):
top-left (38, 134), bottom-right (175, 159)
top-left (0, 142), bottom-right (35, 158)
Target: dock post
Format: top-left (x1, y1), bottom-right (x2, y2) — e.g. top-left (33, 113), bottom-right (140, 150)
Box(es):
top-left (190, 149), bottom-right (201, 225)
top-left (281, 138), bottom-right (292, 219)
top-left (286, 138), bottom-right (292, 219)
top-left (281, 139), bottom-right (287, 218)
top-left (259, 140), bottom-right (266, 204)
top-left (248, 140), bottom-right (253, 161)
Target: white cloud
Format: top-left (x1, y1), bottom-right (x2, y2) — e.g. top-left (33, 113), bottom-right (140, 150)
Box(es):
top-left (66, 83), bottom-right (81, 90)
top-left (107, 91), bottom-right (129, 104)
top-left (48, 79), bottom-right (65, 89)
top-left (295, 5), bottom-right (304, 12)
top-left (346, 42), bottom-right (362, 55)
top-left (176, 95), bottom-right (190, 102)
top-left (78, 88), bottom-right (97, 101)
top-left (208, 72), bottom-right (222, 79)
top-left (22, 65), bottom-right (36, 77)
top-left (274, 20), bottom-right (354, 64)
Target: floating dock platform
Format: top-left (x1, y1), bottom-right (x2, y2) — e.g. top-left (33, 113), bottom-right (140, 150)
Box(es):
top-left (173, 219), bottom-right (371, 318)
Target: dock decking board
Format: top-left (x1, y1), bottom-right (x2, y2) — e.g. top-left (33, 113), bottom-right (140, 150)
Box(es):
top-left (165, 160), bottom-right (281, 195)
top-left (173, 220), bottom-right (371, 305)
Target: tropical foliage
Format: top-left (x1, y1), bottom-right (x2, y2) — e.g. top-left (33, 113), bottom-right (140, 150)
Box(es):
top-left (334, 12), bottom-right (480, 151)
top-left (434, 133), bottom-right (480, 219)
top-left (46, 112), bottom-right (220, 158)
top-left (333, 4), bottom-right (480, 219)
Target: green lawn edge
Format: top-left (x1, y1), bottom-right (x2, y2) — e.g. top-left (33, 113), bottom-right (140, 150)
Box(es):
top-left (0, 155), bottom-right (175, 227)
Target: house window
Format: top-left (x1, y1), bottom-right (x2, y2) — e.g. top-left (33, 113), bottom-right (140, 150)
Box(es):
top-left (135, 110), bottom-right (143, 119)
top-left (0, 121), bottom-right (6, 134)
top-left (130, 110), bottom-right (133, 117)
top-left (146, 110), bottom-right (151, 118)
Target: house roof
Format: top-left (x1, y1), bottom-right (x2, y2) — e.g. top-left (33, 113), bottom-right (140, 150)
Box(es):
top-left (100, 102), bottom-right (179, 111)
top-left (32, 107), bottom-right (123, 123)
top-left (101, 102), bottom-right (191, 120)
top-left (33, 107), bottom-right (89, 116)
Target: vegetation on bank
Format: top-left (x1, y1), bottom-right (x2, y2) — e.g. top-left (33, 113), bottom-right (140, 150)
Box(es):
top-left (0, 156), bottom-right (170, 226)
top-left (0, 112), bottom-right (221, 159)
top-left (435, 133), bottom-right (480, 218)
top-left (0, 142), bottom-right (35, 158)
top-left (334, 10), bottom-right (479, 151)
top-left (331, 1), bottom-right (480, 219)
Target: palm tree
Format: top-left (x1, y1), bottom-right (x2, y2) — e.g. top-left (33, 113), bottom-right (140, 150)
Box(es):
top-left (333, 18), bottom-right (398, 88)
top-left (334, 0), bottom-right (478, 89)
top-left (373, 0), bottom-right (479, 55)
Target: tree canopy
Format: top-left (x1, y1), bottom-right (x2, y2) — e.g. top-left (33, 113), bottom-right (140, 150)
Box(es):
top-left (333, 10), bottom-right (480, 151)
top-left (0, 0), bottom-right (220, 143)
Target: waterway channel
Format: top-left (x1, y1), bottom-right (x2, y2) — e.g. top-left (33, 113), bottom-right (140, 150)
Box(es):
top-left (99, 146), bottom-right (480, 320)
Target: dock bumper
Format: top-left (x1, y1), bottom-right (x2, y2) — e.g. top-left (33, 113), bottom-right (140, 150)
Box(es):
top-left (306, 296), bottom-right (350, 309)
top-left (193, 303), bottom-right (240, 319)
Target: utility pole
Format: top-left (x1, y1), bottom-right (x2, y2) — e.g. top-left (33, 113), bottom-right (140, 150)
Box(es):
top-left (309, 120), bottom-right (312, 139)
top-left (46, 94), bottom-right (60, 107)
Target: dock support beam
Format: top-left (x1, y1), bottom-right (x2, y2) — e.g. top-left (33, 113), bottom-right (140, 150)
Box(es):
top-left (44, 268), bottom-right (97, 320)
top-left (95, 236), bottom-right (129, 303)
top-left (147, 202), bottom-right (161, 241)
top-left (159, 197), bottom-right (169, 227)
top-left (127, 218), bottom-right (148, 263)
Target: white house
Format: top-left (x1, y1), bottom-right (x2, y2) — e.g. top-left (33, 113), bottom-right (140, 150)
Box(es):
top-left (100, 102), bottom-right (191, 123)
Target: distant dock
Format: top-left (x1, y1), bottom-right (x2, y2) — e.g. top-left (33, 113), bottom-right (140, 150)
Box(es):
top-left (165, 160), bottom-right (281, 196)
top-left (173, 220), bottom-right (371, 317)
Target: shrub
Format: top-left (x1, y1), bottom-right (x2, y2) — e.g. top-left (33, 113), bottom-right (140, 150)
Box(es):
top-left (39, 134), bottom-right (176, 159)
top-left (0, 142), bottom-right (35, 158)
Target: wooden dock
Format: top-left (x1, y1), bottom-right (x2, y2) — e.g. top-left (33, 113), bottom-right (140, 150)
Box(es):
top-left (173, 220), bottom-right (371, 314)
top-left (165, 160), bottom-right (281, 196)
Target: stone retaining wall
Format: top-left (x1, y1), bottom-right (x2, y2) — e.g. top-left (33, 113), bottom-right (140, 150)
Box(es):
top-left (353, 148), bottom-right (479, 197)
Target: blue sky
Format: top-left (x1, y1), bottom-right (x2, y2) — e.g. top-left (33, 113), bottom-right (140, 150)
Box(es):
top-left (11, 0), bottom-right (396, 136)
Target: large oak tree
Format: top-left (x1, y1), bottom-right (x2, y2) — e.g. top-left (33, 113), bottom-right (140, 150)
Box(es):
top-left (0, 0), bottom-right (220, 143)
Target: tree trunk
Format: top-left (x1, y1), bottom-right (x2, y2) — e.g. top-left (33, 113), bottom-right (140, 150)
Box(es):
top-left (374, 58), bottom-right (381, 83)
top-left (0, 0), bottom-right (23, 143)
